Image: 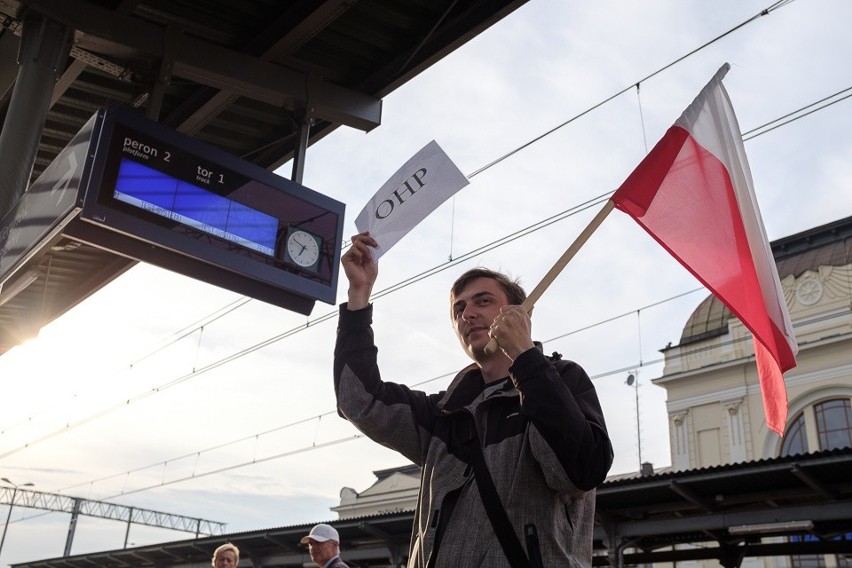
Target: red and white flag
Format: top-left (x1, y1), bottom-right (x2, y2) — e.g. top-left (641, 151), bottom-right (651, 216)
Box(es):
top-left (611, 64), bottom-right (798, 435)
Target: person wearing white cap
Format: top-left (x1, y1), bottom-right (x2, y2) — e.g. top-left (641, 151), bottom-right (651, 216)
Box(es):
top-left (300, 523), bottom-right (349, 568)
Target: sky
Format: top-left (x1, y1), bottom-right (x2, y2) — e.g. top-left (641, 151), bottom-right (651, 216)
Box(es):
top-left (1, 0), bottom-right (852, 563)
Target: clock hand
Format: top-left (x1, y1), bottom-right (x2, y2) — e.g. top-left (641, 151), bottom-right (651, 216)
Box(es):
top-left (292, 237), bottom-right (308, 255)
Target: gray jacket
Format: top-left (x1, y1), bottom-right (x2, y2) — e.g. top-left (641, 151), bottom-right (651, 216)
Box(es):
top-left (334, 304), bottom-right (613, 567)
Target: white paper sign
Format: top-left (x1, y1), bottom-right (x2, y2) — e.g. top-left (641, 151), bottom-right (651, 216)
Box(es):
top-left (355, 140), bottom-right (469, 259)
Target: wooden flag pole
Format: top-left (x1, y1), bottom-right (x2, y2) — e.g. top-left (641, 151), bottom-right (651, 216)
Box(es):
top-left (484, 199), bottom-right (616, 355)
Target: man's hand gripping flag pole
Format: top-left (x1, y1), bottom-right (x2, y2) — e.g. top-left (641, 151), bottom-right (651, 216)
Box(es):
top-left (483, 201), bottom-right (615, 355)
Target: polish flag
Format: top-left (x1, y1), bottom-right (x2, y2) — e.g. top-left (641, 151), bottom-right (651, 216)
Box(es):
top-left (611, 64), bottom-right (798, 435)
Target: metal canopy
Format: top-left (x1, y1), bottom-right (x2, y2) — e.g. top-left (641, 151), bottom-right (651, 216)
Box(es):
top-left (0, 0), bottom-right (527, 353)
top-left (11, 448), bottom-right (852, 567)
top-left (593, 448), bottom-right (852, 566)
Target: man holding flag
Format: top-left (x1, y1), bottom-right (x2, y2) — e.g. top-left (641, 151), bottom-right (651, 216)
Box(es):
top-left (334, 235), bottom-right (613, 568)
top-left (333, 60), bottom-right (796, 567)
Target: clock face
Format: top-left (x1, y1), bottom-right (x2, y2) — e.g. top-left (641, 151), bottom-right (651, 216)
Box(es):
top-left (286, 229), bottom-right (321, 269)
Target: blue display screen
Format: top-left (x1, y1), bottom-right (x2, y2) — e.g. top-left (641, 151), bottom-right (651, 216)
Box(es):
top-left (113, 159), bottom-right (278, 256)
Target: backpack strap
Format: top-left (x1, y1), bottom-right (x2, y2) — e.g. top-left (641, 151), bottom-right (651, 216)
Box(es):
top-left (466, 437), bottom-right (534, 568)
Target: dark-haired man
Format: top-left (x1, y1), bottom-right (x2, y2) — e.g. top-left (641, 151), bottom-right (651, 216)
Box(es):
top-left (334, 232), bottom-right (613, 567)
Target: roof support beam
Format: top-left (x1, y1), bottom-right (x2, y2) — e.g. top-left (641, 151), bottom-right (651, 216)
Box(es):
top-left (174, 0), bottom-right (356, 136)
top-left (621, 539), bottom-right (852, 566)
top-left (668, 480), bottom-right (716, 513)
top-left (0, 12), bottom-right (71, 218)
top-left (20, 0), bottom-right (382, 131)
top-left (49, 0), bottom-right (141, 107)
top-left (790, 465), bottom-right (838, 501)
top-left (609, 500), bottom-right (847, 539)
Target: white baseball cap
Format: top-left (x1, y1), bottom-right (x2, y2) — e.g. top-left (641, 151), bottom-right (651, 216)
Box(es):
top-left (300, 523), bottom-right (339, 544)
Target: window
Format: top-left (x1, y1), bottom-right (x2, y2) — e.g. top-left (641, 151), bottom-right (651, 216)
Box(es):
top-left (780, 398), bottom-right (852, 457)
top-left (814, 399), bottom-right (852, 450)
top-left (780, 413), bottom-right (808, 456)
top-left (790, 535), bottom-right (825, 568)
top-left (790, 552), bottom-right (825, 568)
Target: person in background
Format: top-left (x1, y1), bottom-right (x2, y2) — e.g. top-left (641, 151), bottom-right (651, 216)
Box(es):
top-left (211, 543), bottom-right (239, 568)
top-left (333, 232), bottom-right (614, 567)
top-left (300, 523), bottom-right (349, 568)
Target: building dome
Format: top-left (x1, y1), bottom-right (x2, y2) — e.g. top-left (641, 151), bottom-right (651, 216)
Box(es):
top-left (678, 217), bottom-right (852, 347)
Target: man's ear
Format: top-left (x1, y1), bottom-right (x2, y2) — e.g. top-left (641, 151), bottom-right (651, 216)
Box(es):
top-left (528, 306), bottom-right (534, 317)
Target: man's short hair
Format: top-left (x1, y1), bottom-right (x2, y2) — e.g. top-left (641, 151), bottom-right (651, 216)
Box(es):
top-left (450, 268), bottom-right (527, 309)
top-left (212, 543), bottom-right (240, 565)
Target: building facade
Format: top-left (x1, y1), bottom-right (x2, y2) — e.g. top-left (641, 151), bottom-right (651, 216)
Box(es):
top-left (654, 215), bottom-right (852, 568)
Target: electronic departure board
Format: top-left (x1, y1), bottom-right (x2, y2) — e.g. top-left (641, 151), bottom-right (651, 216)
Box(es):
top-left (69, 106), bottom-right (345, 314)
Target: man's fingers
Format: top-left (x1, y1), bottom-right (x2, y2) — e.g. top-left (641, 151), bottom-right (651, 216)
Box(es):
top-left (350, 232), bottom-right (377, 247)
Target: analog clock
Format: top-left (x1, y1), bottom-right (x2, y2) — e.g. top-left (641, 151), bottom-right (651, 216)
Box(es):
top-left (285, 227), bottom-right (322, 271)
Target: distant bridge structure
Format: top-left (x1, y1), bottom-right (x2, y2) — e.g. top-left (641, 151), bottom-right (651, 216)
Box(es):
top-left (0, 485), bottom-right (226, 556)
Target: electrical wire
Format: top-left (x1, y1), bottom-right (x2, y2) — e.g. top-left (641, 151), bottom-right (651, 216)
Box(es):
top-left (340, 0), bottom-right (798, 251)
top-left (0, 296), bottom-right (253, 438)
top-left (34, 304), bottom-right (851, 509)
top-left (464, 0), bottom-right (795, 179)
top-left (56, 411), bottom-right (340, 492)
top-left (0, 0), bottom-right (833, 476)
top-left (0, 2), bottom-right (810, 400)
top-left (742, 85), bottom-right (852, 141)
top-left (2, 72), bottom-right (845, 460)
top-left (0, 196), bottom-right (607, 459)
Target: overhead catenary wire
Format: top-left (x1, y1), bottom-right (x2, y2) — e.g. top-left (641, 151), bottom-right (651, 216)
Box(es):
top-left (0, 296), bottom-right (253, 438)
top-left (1, 0), bottom-right (838, 485)
top-left (10, 66), bottom-right (852, 442)
top-left (2, 71), bottom-right (847, 462)
top-left (9, 70), bottom-right (846, 458)
top-left (742, 85), bottom-right (852, 141)
top-left (25, 302), bottom-right (848, 511)
top-left (0, 194), bottom-right (611, 458)
top-left (72, 0), bottom-right (824, 372)
top-left (464, 0), bottom-right (795, 179)
top-left (340, 0), bottom-right (796, 251)
top-left (45, 292), bottom-right (852, 501)
top-left (81, 69), bottom-right (852, 379)
top-left (54, 409), bottom-right (345, 493)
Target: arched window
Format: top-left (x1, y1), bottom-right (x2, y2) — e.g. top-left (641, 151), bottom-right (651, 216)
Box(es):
top-left (814, 399), bottom-right (852, 450)
top-left (780, 397), bottom-right (852, 456)
top-left (780, 412), bottom-right (808, 457)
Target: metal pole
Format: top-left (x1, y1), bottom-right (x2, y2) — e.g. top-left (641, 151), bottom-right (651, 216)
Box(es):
top-left (626, 373), bottom-right (643, 471)
top-left (123, 506), bottom-right (133, 548)
top-left (290, 107), bottom-right (312, 184)
top-left (0, 12), bottom-right (72, 219)
top-left (634, 377), bottom-right (642, 468)
top-left (64, 498), bottom-right (81, 556)
top-left (0, 487), bottom-right (17, 561)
